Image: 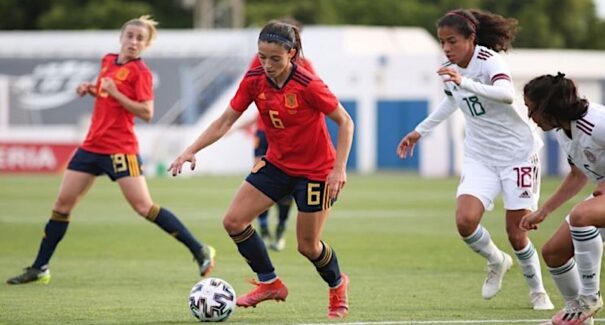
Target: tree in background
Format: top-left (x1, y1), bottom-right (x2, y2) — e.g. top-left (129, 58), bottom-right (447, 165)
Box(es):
top-left (0, 0), bottom-right (189, 30)
top-left (2, 0), bottom-right (605, 49)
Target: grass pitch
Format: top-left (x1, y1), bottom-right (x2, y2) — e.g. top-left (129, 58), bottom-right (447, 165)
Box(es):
top-left (0, 173), bottom-right (598, 324)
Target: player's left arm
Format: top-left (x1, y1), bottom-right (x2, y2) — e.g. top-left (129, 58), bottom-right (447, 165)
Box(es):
top-left (326, 104), bottom-right (354, 199)
top-left (452, 54), bottom-right (514, 104)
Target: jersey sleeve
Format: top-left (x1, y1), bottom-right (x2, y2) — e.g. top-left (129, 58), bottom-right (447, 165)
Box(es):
top-left (458, 54), bottom-right (514, 104)
top-left (300, 58), bottom-right (317, 75)
top-left (305, 79), bottom-right (339, 115)
top-left (229, 75), bottom-right (255, 112)
top-left (134, 68), bottom-right (153, 102)
top-left (591, 118), bottom-right (605, 148)
top-left (415, 97), bottom-right (458, 137)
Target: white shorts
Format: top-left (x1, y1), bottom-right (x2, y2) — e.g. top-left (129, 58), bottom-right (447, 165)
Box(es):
top-left (457, 154), bottom-right (540, 211)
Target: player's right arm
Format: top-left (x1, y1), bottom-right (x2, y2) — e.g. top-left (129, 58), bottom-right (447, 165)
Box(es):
top-left (168, 107), bottom-right (242, 176)
top-left (440, 53), bottom-right (514, 104)
top-left (520, 164), bottom-right (588, 230)
top-left (76, 82), bottom-right (96, 97)
top-left (397, 96), bottom-right (457, 158)
top-left (169, 68), bottom-right (257, 176)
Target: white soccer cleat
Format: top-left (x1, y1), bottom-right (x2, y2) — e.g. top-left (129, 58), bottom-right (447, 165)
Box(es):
top-left (271, 237), bottom-right (286, 251)
top-left (550, 294), bottom-right (602, 325)
top-left (531, 291), bottom-right (555, 310)
top-left (482, 251), bottom-right (513, 299)
top-left (539, 318), bottom-right (593, 325)
top-left (570, 293), bottom-right (604, 325)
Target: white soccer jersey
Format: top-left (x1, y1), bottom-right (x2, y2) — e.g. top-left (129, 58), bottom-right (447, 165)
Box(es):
top-left (417, 45), bottom-right (541, 166)
top-left (555, 103), bottom-right (605, 183)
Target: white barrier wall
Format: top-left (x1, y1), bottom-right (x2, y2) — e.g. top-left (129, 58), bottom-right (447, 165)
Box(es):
top-left (0, 27), bottom-right (604, 177)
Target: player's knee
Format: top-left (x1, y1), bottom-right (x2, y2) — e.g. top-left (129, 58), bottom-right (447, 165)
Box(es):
top-left (568, 204), bottom-right (594, 227)
top-left (134, 203), bottom-right (154, 217)
top-left (296, 240), bottom-right (318, 259)
top-left (541, 241), bottom-right (558, 266)
top-left (455, 210), bottom-right (481, 237)
top-left (53, 196), bottom-right (75, 212)
top-left (222, 214), bottom-right (246, 235)
top-left (455, 217), bottom-right (477, 237)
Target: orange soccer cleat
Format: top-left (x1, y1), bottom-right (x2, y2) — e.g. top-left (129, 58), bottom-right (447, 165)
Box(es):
top-left (328, 273), bottom-right (349, 319)
top-left (236, 278), bottom-right (288, 308)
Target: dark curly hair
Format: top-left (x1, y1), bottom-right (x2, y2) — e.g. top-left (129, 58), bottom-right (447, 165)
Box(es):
top-left (437, 9), bottom-right (518, 52)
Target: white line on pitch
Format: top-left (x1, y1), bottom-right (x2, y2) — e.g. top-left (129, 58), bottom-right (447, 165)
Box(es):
top-left (296, 319), bottom-right (605, 325)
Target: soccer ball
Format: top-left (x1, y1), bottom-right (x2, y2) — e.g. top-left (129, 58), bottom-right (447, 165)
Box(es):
top-left (189, 278), bottom-right (236, 322)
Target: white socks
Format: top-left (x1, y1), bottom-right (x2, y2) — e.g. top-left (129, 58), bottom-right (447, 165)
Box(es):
top-left (570, 225), bottom-right (603, 296)
top-left (514, 241), bottom-right (546, 293)
top-left (549, 258), bottom-right (580, 302)
top-left (463, 225), bottom-right (502, 265)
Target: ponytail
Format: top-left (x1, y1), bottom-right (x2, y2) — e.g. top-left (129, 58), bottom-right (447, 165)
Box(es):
top-left (524, 72), bottom-right (588, 126)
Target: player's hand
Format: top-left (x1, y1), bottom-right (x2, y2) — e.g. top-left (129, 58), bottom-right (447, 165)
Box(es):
top-left (100, 77), bottom-right (117, 97)
top-left (168, 150), bottom-right (197, 176)
top-left (519, 208), bottom-right (547, 231)
top-left (437, 66), bottom-right (462, 85)
top-left (76, 82), bottom-right (95, 97)
top-left (396, 130), bottom-right (421, 159)
top-left (326, 167), bottom-right (347, 200)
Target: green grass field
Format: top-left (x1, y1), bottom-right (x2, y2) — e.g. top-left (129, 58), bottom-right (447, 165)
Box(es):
top-left (0, 173), bottom-right (600, 324)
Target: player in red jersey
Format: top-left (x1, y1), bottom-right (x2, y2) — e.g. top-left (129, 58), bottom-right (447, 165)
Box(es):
top-left (169, 20), bottom-right (354, 319)
top-left (6, 15), bottom-right (215, 286)
top-left (245, 18), bottom-right (316, 251)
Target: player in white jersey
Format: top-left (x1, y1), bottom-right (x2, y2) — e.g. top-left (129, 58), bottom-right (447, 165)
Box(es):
top-left (396, 8), bottom-right (553, 310)
top-left (521, 73), bottom-right (605, 325)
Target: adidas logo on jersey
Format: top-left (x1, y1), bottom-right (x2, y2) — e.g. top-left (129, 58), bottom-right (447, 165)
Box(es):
top-left (519, 190), bottom-right (532, 199)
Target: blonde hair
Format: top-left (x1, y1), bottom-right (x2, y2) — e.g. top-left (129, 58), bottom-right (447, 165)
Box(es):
top-left (121, 15), bottom-right (158, 46)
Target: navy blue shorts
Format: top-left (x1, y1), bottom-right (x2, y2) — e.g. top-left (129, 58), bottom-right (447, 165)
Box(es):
top-left (254, 130), bottom-right (268, 157)
top-left (245, 158), bottom-right (335, 213)
top-left (67, 148), bottom-right (143, 181)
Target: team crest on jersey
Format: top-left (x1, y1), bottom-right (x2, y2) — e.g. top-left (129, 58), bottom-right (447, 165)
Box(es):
top-left (584, 149), bottom-right (597, 163)
top-left (284, 93), bottom-right (298, 109)
top-left (116, 68), bottom-right (130, 81)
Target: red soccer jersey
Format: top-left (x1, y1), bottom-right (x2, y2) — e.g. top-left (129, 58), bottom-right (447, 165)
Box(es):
top-left (249, 57), bottom-right (316, 132)
top-left (230, 64), bottom-right (338, 180)
top-left (81, 54), bottom-right (153, 154)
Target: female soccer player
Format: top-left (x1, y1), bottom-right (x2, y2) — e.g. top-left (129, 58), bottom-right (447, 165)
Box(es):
top-left (6, 15), bottom-right (214, 285)
top-left (396, 9), bottom-right (553, 310)
top-left (246, 18), bottom-right (315, 251)
top-left (168, 21), bottom-right (354, 319)
top-left (521, 73), bottom-right (604, 325)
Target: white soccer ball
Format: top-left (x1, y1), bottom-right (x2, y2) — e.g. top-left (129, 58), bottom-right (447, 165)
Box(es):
top-left (189, 278), bottom-right (236, 322)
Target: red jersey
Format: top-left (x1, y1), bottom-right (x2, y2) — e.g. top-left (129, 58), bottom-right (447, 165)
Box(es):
top-left (230, 64), bottom-right (338, 180)
top-left (81, 54), bottom-right (153, 154)
top-left (248, 57), bottom-right (316, 132)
